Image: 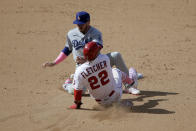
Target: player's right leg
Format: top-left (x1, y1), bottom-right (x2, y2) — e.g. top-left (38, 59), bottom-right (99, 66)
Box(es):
top-left (111, 68), bottom-right (123, 100)
top-left (111, 68), bottom-right (134, 107)
top-left (106, 52), bottom-right (129, 75)
top-left (97, 68), bottom-right (123, 106)
top-left (114, 67), bottom-right (140, 95)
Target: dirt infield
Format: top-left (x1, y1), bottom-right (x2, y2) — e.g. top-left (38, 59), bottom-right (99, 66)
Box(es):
top-left (0, 0), bottom-right (196, 131)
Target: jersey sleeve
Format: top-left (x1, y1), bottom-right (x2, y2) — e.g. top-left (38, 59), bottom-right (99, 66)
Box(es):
top-left (91, 32), bottom-right (103, 48)
top-left (62, 35), bottom-right (72, 56)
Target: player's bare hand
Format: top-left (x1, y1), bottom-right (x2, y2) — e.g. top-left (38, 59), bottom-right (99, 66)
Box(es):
top-left (42, 62), bottom-right (55, 68)
top-left (76, 57), bottom-right (86, 64)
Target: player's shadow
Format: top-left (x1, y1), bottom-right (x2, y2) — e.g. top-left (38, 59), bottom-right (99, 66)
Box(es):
top-left (122, 90), bottom-right (179, 114)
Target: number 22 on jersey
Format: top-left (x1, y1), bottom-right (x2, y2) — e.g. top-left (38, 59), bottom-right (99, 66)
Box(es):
top-left (88, 70), bottom-right (110, 90)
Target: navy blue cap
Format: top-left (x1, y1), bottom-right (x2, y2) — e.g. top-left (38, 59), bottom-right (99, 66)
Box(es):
top-left (73, 11), bottom-right (90, 25)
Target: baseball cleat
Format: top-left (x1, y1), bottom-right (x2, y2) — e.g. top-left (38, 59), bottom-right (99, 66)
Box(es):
top-left (127, 67), bottom-right (140, 95)
top-left (137, 73), bottom-right (144, 79)
top-left (128, 87), bottom-right (140, 95)
top-left (129, 68), bottom-right (138, 87)
top-left (62, 78), bottom-right (72, 92)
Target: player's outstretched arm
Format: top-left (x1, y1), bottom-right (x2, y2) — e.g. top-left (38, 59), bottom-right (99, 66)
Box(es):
top-left (42, 52), bottom-right (68, 68)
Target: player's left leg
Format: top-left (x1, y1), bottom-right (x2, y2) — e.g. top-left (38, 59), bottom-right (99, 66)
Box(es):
top-left (106, 52), bottom-right (129, 75)
top-left (106, 52), bottom-right (143, 79)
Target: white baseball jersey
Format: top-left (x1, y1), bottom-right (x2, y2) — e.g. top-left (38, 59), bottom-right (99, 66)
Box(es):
top-left (73, 54), bottom-right (117, 100)
top-left (65, 26), bottom-right (102, 62)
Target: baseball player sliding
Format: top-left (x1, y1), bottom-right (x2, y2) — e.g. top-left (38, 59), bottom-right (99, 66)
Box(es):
top-left (70, 42), bottom-right (139, 109)
top-left (42, 11), bottom-right (141, 95)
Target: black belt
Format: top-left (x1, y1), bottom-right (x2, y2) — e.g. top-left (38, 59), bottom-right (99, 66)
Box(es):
top-left (95, 90), bottom-right (115, 102)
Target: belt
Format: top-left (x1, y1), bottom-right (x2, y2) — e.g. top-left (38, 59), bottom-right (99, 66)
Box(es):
top-left (95, 90), bottom-right (115, 102)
